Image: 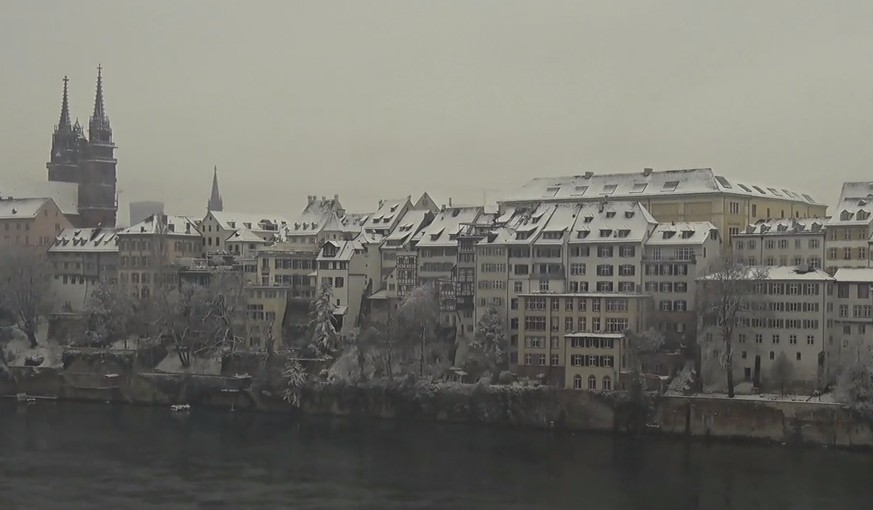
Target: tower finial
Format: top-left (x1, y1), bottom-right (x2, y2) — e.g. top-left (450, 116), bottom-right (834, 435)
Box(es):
top-left (89, 64), bottom-right (111, 142)
top-left (208, 166), bottom-right (224, 212)
top-left (58, 75), bottom-right (71, 130)
top-left (93, 64), bottom-right (104, 119)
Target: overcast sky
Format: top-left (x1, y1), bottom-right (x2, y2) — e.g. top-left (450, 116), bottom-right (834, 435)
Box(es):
top-left (2, 1), bottom-right (872, 224)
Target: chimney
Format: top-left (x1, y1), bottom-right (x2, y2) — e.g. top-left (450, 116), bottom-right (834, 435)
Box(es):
top-left (407, 195), bottom-right (412, 202)
top-left (378, 200), bottom-right (384, 208)
top-left (448, 197), bottom-right (453, 207)
top-left (334, 194), bottom-right (339, 201)
top-left (583, 171), bottom-right (594, 179)
top-left (643, 167), bottom-right (653, 177)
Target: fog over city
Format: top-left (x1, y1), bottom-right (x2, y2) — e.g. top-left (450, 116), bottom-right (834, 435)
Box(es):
top-left (2, 1), bottom-right (872, 222)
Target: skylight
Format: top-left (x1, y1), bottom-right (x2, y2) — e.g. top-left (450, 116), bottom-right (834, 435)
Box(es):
top-left (752, 186), bottom-right (766, 194)
top-left (737, 184), bottom-right (752, 192)
top-left (661, 181), bottom-right (679, 192)
top-left (601, 184), bottom-right (617, 195)
top-left (715, 176), bottom-right (732, 188)
top-left (767, 187), bottom-right (782, 196)
top-left (630, 183), bottom-right (647, 193)
top-left (572, 185), bottom-right (589, 195)
top-left (802, 194), bottom-right (815, 203)
top-left (544, 187), bottom-right (560, 197)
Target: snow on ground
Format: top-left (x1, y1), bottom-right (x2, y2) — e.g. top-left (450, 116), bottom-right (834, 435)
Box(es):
top-left (2, 323), bottom-right (63, 368)
top-left (154, 351), bottom-right (221, 375)
top-left (677, 392), bottom-right (842, 405)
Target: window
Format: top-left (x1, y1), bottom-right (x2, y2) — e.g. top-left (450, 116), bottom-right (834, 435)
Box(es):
top-left (619, 265), bottom-right (635, 276)
top-left (769, 351), bottom-right (775, 360)
top-left (514, 281), bottom-right (523, 293)
top-left (809, 238), bottom-right (820, 248)
top-left (619, 246), bottom-right (635, 257)
top-left (789, 335), bottom-right (797, 345)
top-left (550, 354), bottom-right (559, 366)
top-left (729, 202), bottom-right (740, 214)
top-left (587, 375), bottom-right (597, 390)
top-left (335, 277), bottom-right (344, 288)
top-left (755, 334), bottom-right (763, 344)
top-left (598, 246), bottom-right (613, 257)
top-left (573, 375), bottom-right (583, 389)
top-left (602, 376), bottom-right (612, 391)
top-left (596, 264), bottom-right (613, 276)
top-left (570, 263), bottom-right (586, 275)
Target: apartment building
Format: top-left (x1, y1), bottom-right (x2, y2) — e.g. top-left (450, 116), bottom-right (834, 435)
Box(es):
top-left (225, 228), bottom-right (270, 260)
top-left (516, 293), bottom-right (651, 389)
top-left (643, 222), bottom-right (720, 344)
top-left (244, 285), bottom-right (288, 349)
top-left (378, 208), bottom-right (433, 297)
top-left (825, 203), bottom-right (873, 272)
top-left (117, 214), bottom-right (202, 299)
top-left (282, 195), bottom-right (348, 250)
top-left (500, 168), bottom-right (826, 246)
top-left (698, 266), bottom-right (831, 393)
top-left (732, 218), bottom-right (826, 269)
top-left (362, 197), bottom-right (412, 237)
top-left (48, 227), bottom-right (121, 311)
top-left (316, 237), bottom-right (382, 333)
top-left (829, 268), bottom-right (873, 380)
top-left (0, 197), bottom-right (72, 255)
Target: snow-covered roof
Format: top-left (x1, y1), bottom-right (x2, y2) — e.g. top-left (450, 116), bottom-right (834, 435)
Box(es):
top-left (838, 182), bottom-right (873, 203)
top-left (225, 228), bottom-right (268, 244)
top-left (700, 265), bottom-right (833, 282)
top-left (287, 196), bottom-right (345, 236)
top-left (0, 180), bottom-right (79, 216)
top-left (534, 204), bottom-right (579, 244)
top-left (383, 209), bottom-right (432, 248)
top-left (207, 211), bottom-right (289, 233)
top-left (647, 222), bottom-right (718, 246)
top-left (363, 198), bottom-right (409, 233)
top-left (476, 204), bottom-right (553, 246)
top-left (501, 168), bottom-right (823, 206)
top-left (737, 217), bottom-right (828, 236)
top-left (339, 212), bottom-right (370, 236)
top-left (317, 239), bottom-right (363, 261)
top-left (519, 292), bottom-right (650, 298)
top-left (0, 197), bottom-right (51, 219)
top-left (826, 199), bottom-right (873, 227)
top-left (121, 214), bottom-right (201, 237)
top-left (568, 201), bottom-right (657, 244)
top-left (49, 227), bottom-right (121, 253)
top-left (833, 268), bottom-right (873, 283)
top-left (416, 206), bottom-right (483, 247)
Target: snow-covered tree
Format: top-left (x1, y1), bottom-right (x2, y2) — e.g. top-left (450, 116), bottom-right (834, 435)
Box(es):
top-left (310, 281), bottom-right (338, 356)
top-left (467, 307), bottom-right (507, 374)
top-left (397, 284), bottom-right (439, 376)
top-left (628, 328), bottom-right (665, 355)
top-left (85, 279), bottom-right (135, 346)
top-left (698, 257), bottom-right (768, 398)
top-left (0, 247), bottom-right (53, 348)
top-left (281, 356), bottom-right (307, 407)
top-left (835, 349), bottom-right (873, 420)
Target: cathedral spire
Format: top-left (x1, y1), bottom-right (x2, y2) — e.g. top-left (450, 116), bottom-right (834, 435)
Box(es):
top-left (89, 64), bottom-right (112, 142)
top-left (208, 166), bottom-right (224, 212)
top-left (58, 76), bottom-right (71, 130)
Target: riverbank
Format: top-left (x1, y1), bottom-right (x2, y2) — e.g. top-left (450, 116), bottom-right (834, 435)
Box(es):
top-left (2, 364), bottom-right (872, 450)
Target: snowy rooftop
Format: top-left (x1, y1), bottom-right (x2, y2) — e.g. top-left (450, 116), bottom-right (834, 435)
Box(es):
top-left (416, 206), bottom-right (483, 247)
top-left (826, 199), bottom-right (873, 226)
top-left (363, 198), bottom-right (409, 232)
top-left (0, 197), bottom-right (52, 219)
top-left (833, 268), bottom-right (873, 283)
top-left (838, 182), bottom-right (873, 202)
top-left (737, 217), bottom-right (828, 236)
top-left (0, 180), bottom-right (79, 216)
top-left (208, 211), bottom-right (289, 233)
top-left (339, 212), bottom-right (371, 236)
top-left (568, 202), bottom-right (658, 244)
top-left (646, 221), bottom-right (718, 246)
top-left (121, 214), bottom-right (201, 237)
top-left (317, 239), bottom-right (363, 261)
top-left (501, 168), bottom-right (823, 206)
top-left (384, 209), bottom-right (433, 247)
top-left (700, 265), bottom-right (833, 282)
top-left (225, 228), bottom-right (268, 244)
top-left (49, 227), bottom-right (121, 253)
top-left (287, 196), bottom-right (345, 235)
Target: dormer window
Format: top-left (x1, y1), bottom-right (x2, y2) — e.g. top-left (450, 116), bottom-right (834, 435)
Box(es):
top-left (606, 211), bottom-right (616, 218)
top-left (599, 229), bottom-right (612, 237)
top-left (858, 210), bottom-right (870, 221)
top-left (841, 210), bottom-right (853, 221)
top-left (576, 231), bottom-right (590, 239)
top-left (681, 230), bottom-right (693, 239)
top-left (624, 211), bottom-right (635, 218)
top-left (584, 216), bottom-right (593, 223)
top-left (617, 229), bottom-right (630, 238)
top-left (662, 231), bottom-right (675, 239)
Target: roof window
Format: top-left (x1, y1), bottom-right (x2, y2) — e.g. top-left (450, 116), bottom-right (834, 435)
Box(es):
top-left (630, 183), bottom-right (647, 193)
top-left (601, 184), bottom-right (617, 195)
top-left (661, 181), bottom-right (679, 192)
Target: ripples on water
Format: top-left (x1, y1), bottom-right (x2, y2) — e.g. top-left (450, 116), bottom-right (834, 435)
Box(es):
top-left (1, 401), bottom-right (872, 509)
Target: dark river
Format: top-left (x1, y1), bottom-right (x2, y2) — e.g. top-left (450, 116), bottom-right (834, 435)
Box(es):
top-left (1, 402), bottom-right (872, 509)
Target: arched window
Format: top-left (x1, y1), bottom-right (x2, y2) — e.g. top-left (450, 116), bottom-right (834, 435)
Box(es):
top-left (602, 376), bottom-right (612, 391)
top-left (587, 375), bottom-right (597, 390)
top-left (573, 375), bottom-right (583, 390)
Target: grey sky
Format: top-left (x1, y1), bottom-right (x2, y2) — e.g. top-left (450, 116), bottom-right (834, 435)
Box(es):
top-left (2, 0), bottom-right (872, 223)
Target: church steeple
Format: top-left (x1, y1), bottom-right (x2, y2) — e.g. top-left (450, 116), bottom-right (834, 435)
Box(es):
top-left (88, 65), bottom-right (112, 143)
top-left (208, 166), bottom-right (224, 212)
top-left (58, 76), bottom-right (72, 131)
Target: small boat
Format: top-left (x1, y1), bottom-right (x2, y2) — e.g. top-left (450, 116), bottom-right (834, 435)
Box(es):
top-left (170, 404), bottom-right (191, 412)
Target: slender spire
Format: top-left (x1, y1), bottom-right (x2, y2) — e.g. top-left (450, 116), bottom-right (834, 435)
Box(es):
top-left (208, 166), bottom-right (224, 212)
top-left (89, 64), bottom-right (111, 142)
top-left (58, 76), bottom-right (71, 130)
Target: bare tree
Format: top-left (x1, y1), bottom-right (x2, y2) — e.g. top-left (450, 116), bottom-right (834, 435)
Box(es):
top-left (698, 256), bottom-right (768, 398)
top-left (771, 351), bottom-right (793, 397)
top-left (85, 278), bottom-right (135, 346)
top-left (0, 247), bottom-right (53, 348)
top-left (310, 280), bottom-right (338, 356)
top-left (397, 284), bottom-right (439, 377)
top-left (835, 347), bottom-right (873, 420)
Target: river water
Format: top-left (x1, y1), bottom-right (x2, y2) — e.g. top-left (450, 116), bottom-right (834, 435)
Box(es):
top-left (1, 402), bottom-right (872, 509)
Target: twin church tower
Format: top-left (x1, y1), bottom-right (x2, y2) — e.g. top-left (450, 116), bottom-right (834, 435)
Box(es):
top-left (46, 66), bottom-right (118, 227)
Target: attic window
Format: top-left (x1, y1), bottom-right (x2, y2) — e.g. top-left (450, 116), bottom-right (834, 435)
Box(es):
top-left (452, 210), bottom-right (460, 217)
top-left (617, 229), bottom-right (630, 238)
top-left (777, 224), bottom-right (788, 232)
top-left (782, 189), bottom-right (794, 197)
top-left (583, 216), bottom-right (593, 223)
top-left (576, 231), bottom-right (590, 239)
top-left (662, 231), bottom-right (675, 239)
top-left (767, 187), bottom-right (782, 196)
top-left (661, 181), bottom-right (679, 192)
top-left (605, 211), bottom-right (615, 218)
top-left (542, 231), bottom-right (562, 240)
top-left (802, 194), bottom-right (815, 202)
top-left (573, 185), bottom-right (589, 195)
top-left (599, 229), bottom-right (612, 237)
top-left (167, 224), bottom-right (175, 233)
top-left (752, 186), bottom-right (766, 194)
top-left (630, 183), bottom-right (647, 193)
top-left (624, 211), bottom-right (635, 218)
top-left (715, 176), bottom-right (732, 188)
top-left (737, 184), bottom-right (752, 193)
top-left (390, 204), bottom-right (398, 212)
top-left (244, 222), bottom-right (252, 228)
top-left (516, 231), bottom-right (533, 240)
top-left (601, 184), bottom-right (617, 195)
top-left (228, 222), bottom-right (235, 228)
top-left (545, 186), bottom-right (560, 197)
top-left (841, 210), bottom-right (853, 221)
top-left (859, 210), bottom-right (870, 221)
top-left (681, 230), bottom-right (693, 239)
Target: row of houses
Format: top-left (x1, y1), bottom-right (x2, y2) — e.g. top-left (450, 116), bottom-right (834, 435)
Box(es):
top-left (5, 168), bottom-right (873, 393)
